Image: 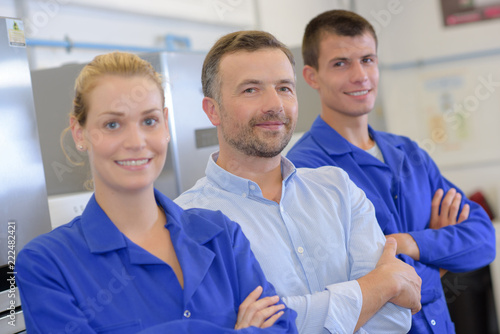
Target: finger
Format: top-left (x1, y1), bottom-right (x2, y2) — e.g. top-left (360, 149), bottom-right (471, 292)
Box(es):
top-left (448, 192), bottom-right (462, 224)
top-left (412, 291), bottom-right (422, 314)
top-left (236, 297), bottom-right (280, 329)
top-left (236, 295), bottom-right (280, 329)
top-left (440, 188), bottom-right (457, 218)
top-left (411, 302), bottom-right (422, 315)
top-left (429, 189), bottom-right (444, 229)
top-left (410, 278), bottom-right (422, 315)
top-left (457, 204), bottom-right (470, 224)
top-left (261, 310), bottom-right (285, 328)
top-left (237, 286), bottom-right (263, 325)
top-left (251, 304), bottom-right (285, 328)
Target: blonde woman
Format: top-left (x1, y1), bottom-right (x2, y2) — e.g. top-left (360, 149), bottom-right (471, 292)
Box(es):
top-left (16, 52), bottom-right (297, 334)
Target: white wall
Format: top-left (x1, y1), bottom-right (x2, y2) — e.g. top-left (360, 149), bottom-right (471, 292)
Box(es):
top-left (255, 0), bottom-right (350, 47)
top-left (358, 0), bottom-right (500, 64)
top-left (0, 0), bottom-right (16, 17)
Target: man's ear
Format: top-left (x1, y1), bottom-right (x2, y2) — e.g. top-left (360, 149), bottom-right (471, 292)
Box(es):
top-left (202, 97), bottom-right (221, 126)
top-left (303, 65), bottom-right (320, 90)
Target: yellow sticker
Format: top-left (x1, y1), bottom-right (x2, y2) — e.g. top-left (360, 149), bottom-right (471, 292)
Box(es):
top-left (6, 19), bottom-right (26, 48)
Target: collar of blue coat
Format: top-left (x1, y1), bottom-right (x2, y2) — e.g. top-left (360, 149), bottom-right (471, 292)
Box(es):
top-left (80, 188), bottom-right (223, 254)
top-left (206, 151), bottom-right (297, 197)
top-left (310, 116), bottom-right (406, 157)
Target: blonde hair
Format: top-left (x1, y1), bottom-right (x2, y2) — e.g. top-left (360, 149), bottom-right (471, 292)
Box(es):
top-left (61, 52), bottom-right (164, 190)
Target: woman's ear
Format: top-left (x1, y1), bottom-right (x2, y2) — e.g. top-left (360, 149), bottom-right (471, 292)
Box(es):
top-left (202, 97), bottom-right (221, 126)
top-left (303, 65), bottom-right (320, 90)
top-left (70, 117), bottom-right (86, 151)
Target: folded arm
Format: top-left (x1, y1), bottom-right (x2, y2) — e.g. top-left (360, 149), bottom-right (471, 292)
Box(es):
top-left (388, 154), bottom-right (495, 272)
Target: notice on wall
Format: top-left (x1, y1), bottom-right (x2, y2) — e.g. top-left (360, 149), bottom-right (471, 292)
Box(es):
top-left (421, 74), bottom-right (469, 153)
top-left (5, 19), bottom-right (26, 48)
top-left (417, 63), bottom-right (500, 168)
top-left (441, 0), bottom-right (500, 26)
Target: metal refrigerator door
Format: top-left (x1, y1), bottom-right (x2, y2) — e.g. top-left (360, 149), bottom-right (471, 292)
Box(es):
top-left (143, 52), bottom-right (219, 198)
top-left (0, 17), bottom-right (51, 267)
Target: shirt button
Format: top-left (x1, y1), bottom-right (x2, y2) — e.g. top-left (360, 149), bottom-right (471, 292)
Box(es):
top-left (394, 195), bottom-right (398, 199)
top-left (297, 247), bottom-right (304, 254)
top-left (184, 310), bottom-right (191, 318)
top-left (431, 319), bottom-right (436, 326)
top-left (249, 185), bottom-right (256, 190)
top-left (241, 192), bottom-right (247, 198)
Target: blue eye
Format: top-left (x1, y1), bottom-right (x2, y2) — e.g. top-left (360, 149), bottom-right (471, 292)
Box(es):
top-left (106, 121), bottom-right (119, 130)
top-left (144, 118), bottom-right (157, 126)
top-left (244, 88), bottom-right (256, 93)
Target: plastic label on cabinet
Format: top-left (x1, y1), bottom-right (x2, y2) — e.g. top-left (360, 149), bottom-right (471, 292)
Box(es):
top-left (5, 19), bottom-right (25, 48)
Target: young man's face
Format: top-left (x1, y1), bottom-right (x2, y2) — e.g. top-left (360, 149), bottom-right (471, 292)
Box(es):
top-left (214, 49), bottom-right (298, 158)
top-left (306, 32), bottom-right (379, 119)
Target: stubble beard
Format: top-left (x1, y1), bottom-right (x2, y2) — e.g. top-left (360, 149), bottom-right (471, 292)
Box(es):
top-left (220, 111), bottom-right (294, 158)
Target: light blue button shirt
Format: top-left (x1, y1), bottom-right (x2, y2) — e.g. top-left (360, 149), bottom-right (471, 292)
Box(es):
top-left (175, 152), bottom-right (411, 334)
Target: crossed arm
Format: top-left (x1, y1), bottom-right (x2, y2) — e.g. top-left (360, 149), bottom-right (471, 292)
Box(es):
top-left (354, 237), bottom-right (422, 332)
top-left (386, 188), bottom-right (469, 276)
top-left (351, 189), bottom-right (467, 331)
top-left (235, 286), bottom-right (286, 329)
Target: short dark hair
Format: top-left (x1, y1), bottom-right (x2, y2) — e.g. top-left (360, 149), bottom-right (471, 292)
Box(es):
top-left (302, 10), bottom-right (377, 69)
top-left (202, 30), bottom-right (295, 103)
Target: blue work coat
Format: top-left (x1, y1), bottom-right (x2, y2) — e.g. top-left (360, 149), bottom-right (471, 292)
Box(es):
top-left (16, 189), bottom-right (298, 334)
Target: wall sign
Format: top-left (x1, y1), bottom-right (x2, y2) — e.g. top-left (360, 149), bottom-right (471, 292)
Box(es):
top-left (441, 0), bottom-right (500, 26)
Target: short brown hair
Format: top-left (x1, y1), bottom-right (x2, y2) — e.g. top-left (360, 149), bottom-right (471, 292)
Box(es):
top-left (202, 30), bottom-right (295, 103)
top-left (302, 10), bottom-right (377, 69)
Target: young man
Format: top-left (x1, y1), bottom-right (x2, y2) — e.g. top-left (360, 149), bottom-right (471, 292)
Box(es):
top-left (286, 10), bottom-right (496, 333)
top-left (175, 30), bottom-right (421, 333)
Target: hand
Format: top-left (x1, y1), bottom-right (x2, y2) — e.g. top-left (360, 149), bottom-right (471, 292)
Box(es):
top-left (376, 238), bottom-right (422, 315)
top-left (234, 286), bottom-right (285, 330)
top-left (386, 233), bottom-right (420, 261)
top-left (429, 188), bottom-right (470, 229)
top-left (429, 188), bottom-right (470, 276)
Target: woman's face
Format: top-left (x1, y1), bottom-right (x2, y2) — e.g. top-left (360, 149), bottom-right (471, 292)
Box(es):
top-left (72, 74), bottom-right (169, 195)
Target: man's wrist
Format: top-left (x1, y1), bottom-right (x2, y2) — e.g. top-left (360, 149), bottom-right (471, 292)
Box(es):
top-left (401, 233), bottom-right (420, 261)
top-left (390, 233), bottom-right (420, 261)
top-left (360, 265), bottom-right (400, 302)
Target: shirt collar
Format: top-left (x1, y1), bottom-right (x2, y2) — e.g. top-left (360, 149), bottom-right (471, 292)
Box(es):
top-left (205, 152), bottom-right (297, 197)
top-left (81, 189), bottom-right (223, 254)
top-left (80, 194), bottom-right (127, 253)
top-left (310, 116), bottom-right (404, 156)
top-left (309, 116), bottom-right (353, 155)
